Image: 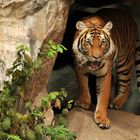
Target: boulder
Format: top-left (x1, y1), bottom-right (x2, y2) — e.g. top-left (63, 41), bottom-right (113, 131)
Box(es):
top-left (68, 107), bottom-right (140, 140)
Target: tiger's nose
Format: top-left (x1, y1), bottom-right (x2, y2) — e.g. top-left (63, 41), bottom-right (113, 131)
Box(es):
top-left (92, 55), bottom-right (100, 59)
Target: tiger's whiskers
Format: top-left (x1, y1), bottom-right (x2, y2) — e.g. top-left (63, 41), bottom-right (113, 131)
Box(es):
top-left (76, 59), bottom-right (88, 68)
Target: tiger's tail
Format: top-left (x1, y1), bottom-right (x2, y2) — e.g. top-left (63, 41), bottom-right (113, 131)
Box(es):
top-left (135, 42), bottom-right (140, 93)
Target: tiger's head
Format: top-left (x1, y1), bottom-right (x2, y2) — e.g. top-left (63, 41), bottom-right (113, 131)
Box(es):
top-left (73, 21), bottom-right (115, 71)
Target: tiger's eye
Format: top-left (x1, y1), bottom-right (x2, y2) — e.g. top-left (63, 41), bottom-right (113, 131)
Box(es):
top-left (104, 46), bottom-right (109, 53)
top-left (85, 41), bottom-right (91, 47)
top-left (101, 40), bottom-right (109, 53)
top-left (101, 40), bottom-right (106, 47)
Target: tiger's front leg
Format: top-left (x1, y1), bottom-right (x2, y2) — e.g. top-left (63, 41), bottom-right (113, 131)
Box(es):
top-left (75, 67), bottom-right (91, 109)
top-left (94, 69), bottom-right (111, 129)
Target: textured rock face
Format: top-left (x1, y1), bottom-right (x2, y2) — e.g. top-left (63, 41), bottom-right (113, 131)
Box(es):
top-left (0, 0), bottom-right (69, 89)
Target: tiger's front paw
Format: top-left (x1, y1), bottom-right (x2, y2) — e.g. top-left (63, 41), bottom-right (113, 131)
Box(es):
top-left (94, 111), bottom-right (110, 129)
top-left (74, 98), bottom-right (90, 109)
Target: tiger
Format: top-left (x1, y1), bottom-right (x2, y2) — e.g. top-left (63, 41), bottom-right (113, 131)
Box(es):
top-left (72, 8), bottom-right (140, 129)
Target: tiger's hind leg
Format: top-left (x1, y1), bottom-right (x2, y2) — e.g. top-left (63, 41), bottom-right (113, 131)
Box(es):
top-left (112, 58), bottom-right (133, 109)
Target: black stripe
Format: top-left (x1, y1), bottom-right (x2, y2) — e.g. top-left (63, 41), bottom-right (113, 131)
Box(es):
top-left (83, 73), bottom-right (89, 77)
top-left (96, 64), bottom-right (106, 78)
top-left (137, 82), bottom-right (140, 87)
top-left (117, 46), bottom-right (133, 65)
top-left (118, 79), bottom-right (130, 84)
top-left (111, 51), bottom-right (116, 61)
top-left (96, 72), bottom-right (108, 78)
top-left (117, 55), bottom-right (132, 69)
top-left (116, 60), bottom-right (127, 69)
top-left (119, 84), bottom-right (127, 87)
top-left (136, 70), bottom-right (140, 74)
top-left (135, 60), bottom-right (140, 65)
top-left (98, 63), bottom-right (105, 70)
top-left (78, 35), bottom-right (85, 53)
top-left (136, 74), bottom-right (140, 78)
top-left (119, 90), bottom-right (127, 94)
top-left (77, 40), bottom-right (82, 53)
top-left (117, 65), bottom-right (132, 76)
top-left (136, 47), bottom-right (140, 52)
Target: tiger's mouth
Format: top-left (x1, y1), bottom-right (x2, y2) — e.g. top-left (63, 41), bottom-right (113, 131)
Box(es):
top-left (88, 61), bottom-right (101, 70)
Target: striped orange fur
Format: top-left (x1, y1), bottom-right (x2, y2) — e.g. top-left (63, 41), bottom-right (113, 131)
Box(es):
top-left (73, 8), bottom-right (140, 129)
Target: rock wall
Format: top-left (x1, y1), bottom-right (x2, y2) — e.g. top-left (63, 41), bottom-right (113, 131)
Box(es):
top-left (0, 0), bottom-right (70, 89)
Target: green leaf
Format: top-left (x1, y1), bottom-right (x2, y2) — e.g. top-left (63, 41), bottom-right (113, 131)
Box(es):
top-left (19, 114), bottom-right (29, 123)
top-left (7, 135), bottom-right (22, 140)
top-left (48, 39), bottom-right (53, 44)
top-left (31, 109), bottom-right (43, 118)
top-left (60, 45), bottom-right (67, 51)
top-left (56, 45), bottom-right (63, 53)
top-left (16, 44), bottom-right (29, 52)
top-left (13, 113), bottom-right (23, 123)
top-left (24, 53), bottom-right (33, 65)
top-left (57, 115), bottom-right (66, 125)
top-left (33, 58), bottom-right (42, 70)
top-left (6, 67), bottom-right (14, 76)
top-left (46, 50), bottom-right (56, 58)
top-left (41, 97), bottom-right (49, 107)
top-left (19, 125), bottom-right (26, 139)
top-left (12, 69), bottom-right (21, 80)
top-left (2, 117), bottom-right (11, 131)
top-left (0, 131), bottom-right (8, 139)
top-left (51, 44), bottom-right (57, 50)
top-left (60, 88), bottom-right (67, 97)
top-left (26, 129), bottom-right (36, 140)
top-left (34, 124), bottom-right (44, 137)
top-left (67, 100), bottom-right (74, 109)
top-left (25, 101), bottom-right (32, 110)
top-left (44, 125), bottom-right (76, 140)
top-left (48, 92), bottom-right (59, 100)
top-left (6, 108), bottom-right (16, 117)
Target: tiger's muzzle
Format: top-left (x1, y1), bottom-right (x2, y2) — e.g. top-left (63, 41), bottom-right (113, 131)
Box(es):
top-left (88, 60), bottom-right (102, 70)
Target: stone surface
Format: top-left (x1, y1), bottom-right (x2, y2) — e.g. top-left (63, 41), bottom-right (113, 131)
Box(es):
top-left (0, 0), bottom-right (70, 89)
top-left (68, 107), bottom-right (140, 140)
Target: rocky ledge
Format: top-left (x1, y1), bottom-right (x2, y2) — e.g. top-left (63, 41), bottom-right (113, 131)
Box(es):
top-left (68, 107), bottom-right (140, 140)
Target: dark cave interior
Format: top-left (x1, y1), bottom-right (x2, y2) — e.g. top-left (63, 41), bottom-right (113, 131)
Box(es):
top-left (49, 0), bottom-right (140, 115)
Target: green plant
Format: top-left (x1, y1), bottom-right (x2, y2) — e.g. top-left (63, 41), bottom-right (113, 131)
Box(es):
top-left (40, 40), bottom-right (67, 58)
top-left (44, 125), bottom-right (76, 140)
top-left (0, 41), bottom-right (76, 140)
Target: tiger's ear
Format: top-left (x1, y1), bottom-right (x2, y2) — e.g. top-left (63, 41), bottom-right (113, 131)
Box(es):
top-left (103, 21), bottom-right (113, 33)
top-left (76, 21), bottom-right (86, 31)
